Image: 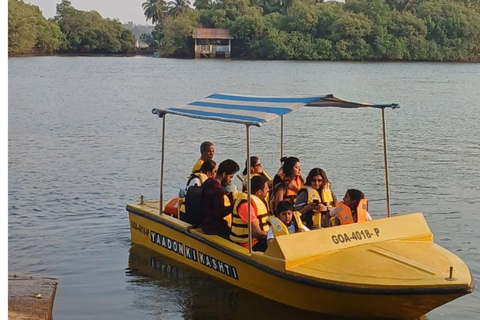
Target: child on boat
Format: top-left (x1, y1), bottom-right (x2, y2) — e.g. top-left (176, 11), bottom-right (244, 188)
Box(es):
top-left (328, 189), bottom-right (372, 226)
top-left (266, 201), bottom-right (309, 247)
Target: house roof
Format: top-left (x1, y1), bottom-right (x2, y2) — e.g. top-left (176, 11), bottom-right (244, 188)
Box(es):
top-left (192, 28), bottom-right (233, 40)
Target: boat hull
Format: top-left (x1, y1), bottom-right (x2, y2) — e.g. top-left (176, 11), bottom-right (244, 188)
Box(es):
top-left (127, 202), bottom-right (473, 319)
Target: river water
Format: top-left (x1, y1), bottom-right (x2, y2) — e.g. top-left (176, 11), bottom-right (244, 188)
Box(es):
top-left (8, 57), bottom-right (480, 319)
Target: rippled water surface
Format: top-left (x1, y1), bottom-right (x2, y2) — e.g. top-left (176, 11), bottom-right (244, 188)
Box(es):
top-left (8, 57), bottom-right (480, 319)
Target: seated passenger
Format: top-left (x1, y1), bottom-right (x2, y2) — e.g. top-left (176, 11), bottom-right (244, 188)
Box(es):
top-left (241, 156), bottom-right (272, 192)
top-left (230, 175), bottom-right (270, 252)
top-left (267, 201), bottom-right (309, 247)
top-left (199, 159), bottom-right (239, 239)
top-left (186, 160), bottom-right (217, 190)
top-left (191, 141), bottom-right (215, 174)
top-left (294, 168), bottom-right (337, 229)
top-left (271, 157), bottom-right (304, 214)
top-left (329, 189), bottom-right (372, 225)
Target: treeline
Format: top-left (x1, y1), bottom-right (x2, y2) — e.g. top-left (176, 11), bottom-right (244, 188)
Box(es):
top-left (8, 0), bottom-right (136, 55)
top-left (143, 0), bottom-right (480, 61)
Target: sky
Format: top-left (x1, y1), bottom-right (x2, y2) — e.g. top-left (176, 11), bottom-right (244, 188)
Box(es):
top-left (26, 0), bottom-right (154, 25)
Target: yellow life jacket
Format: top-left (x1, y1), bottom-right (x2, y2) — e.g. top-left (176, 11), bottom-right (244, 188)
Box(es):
top-left (242, 171), bottom-right (271, 202)
top-left (269, 211), bottom-right (305, 237)
top-left (335, 199), bottom-right (368, 225)
top-left (187, 172), bottom-right (209, 186)
top-left (191, 158), bottom-right (204, 174)
top-left (230, 193), bottom-right (269, 244)
top-left (320, 182), bottom-right (335, 207)
top-left (300, 185), bottom-right (321, 204)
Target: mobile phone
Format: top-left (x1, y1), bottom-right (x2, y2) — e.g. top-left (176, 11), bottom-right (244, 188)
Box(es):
top-left (313, 200), bottom-right (320, 205)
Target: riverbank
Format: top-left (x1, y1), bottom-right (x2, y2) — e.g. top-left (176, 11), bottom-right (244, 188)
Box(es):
top-left (8, 275), bottom-right (57, 320)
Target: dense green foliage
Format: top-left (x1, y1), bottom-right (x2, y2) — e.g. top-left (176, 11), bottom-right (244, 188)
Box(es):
top-left (8, 0), bottom-right (63, 54)
top-left (8, 0), bottom-right (136, 54)
top-left (144, 0), bottom-right (480, 61)
top-left (54, 1), bottom-right (135, 54)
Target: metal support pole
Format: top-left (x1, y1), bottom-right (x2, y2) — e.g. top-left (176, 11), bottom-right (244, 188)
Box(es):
top-left (381, 108), bottom-right (391, 218)
top-left (246, 125), bottom-right (252, 254)
top-left (159, 114), bottom-right (166, 215)
top-left (280, 116), bottom-right (284, 159)
top-left (247, 125), bottom-right (252, 254)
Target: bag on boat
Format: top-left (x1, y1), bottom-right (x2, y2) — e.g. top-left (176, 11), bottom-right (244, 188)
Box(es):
top-left (183, 185), bottom-right (203, 226)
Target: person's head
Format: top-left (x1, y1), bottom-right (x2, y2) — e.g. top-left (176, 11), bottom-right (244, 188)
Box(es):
top-left (216, 159), bottom-right (240, 187)
top-left (250, 175), bottom-right (268, 198)
top-left (281, 157), bottom-right (301, 178)
top-left (343, 189), bottom-right (365, 209)
top-left (199, 160), bottom-right (217, 178)
top-left (200, 141), bottom-right (214, 161)
top-left (242, 156), bottom-right (262, 175)
top-left (306, 168), bottom-right (329, 190)
top-left (276, 200), bottom-right (293, 225)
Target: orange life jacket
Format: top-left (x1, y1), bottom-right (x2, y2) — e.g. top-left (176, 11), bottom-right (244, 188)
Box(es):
top-left (335, 199), bottom-right (368, 224)
top-left (276, 173), bottom-right (304, 198)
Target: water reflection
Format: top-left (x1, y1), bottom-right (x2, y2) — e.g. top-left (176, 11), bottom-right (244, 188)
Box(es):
top-left (127, 244), bottom-right (430, 320)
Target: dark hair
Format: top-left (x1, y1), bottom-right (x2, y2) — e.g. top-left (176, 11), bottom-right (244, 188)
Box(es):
top-left (281, 156), bottom-right (300, 178)
top-left (250, 175), bottom-right (268, 194)
top-left (306, 168), bottom-right (329, 187)
top-left (199, 160), bottom-right (216, 173)
top-left (276, 200), bottom-right (293, 216)
top-left (217, 159), bottom-right (240, 176)
top-left (242, 156), bottom-right (259, 175)
top-left (346, 189), bottom-right (364, 205)
top-left (200, 141), bottom-right (214, 153)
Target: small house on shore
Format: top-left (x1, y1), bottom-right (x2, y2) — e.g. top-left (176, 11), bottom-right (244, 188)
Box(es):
top-left (192, 28), bottom-right (233, 59)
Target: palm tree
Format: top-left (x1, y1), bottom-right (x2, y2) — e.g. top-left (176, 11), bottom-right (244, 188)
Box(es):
top-left (386, 0), bottom-right (423, 13)
top-left (167, 0), bottom-right (191, 17)
top-left (142, 0), bottom-right (166, 25)
top-left (193, 0), bottom-right (211, 10)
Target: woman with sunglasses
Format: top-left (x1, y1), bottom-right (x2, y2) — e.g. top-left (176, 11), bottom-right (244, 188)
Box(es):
top-left (240, 156), bottom-right (272, 192)
top-left (294, 168), bottom-right (337, 229)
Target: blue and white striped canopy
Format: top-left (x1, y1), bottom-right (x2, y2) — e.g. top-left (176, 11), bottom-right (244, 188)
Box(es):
top-left (152, 93), bottom-right (399, 127)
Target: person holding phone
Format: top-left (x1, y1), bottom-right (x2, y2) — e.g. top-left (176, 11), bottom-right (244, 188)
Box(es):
top-left (294, 168), bottom-right (337, 228)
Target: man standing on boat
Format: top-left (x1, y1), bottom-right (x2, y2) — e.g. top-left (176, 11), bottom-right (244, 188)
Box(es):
top-left (199, 159), bottom-right (240, 239)
top-left (191, 141), bottom-right (215, 174)
top-left (231, 175), bottom-right (270, 252)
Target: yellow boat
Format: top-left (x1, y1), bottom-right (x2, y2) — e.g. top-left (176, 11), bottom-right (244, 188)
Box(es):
top-left (127, 94), bottom-right (474, 319)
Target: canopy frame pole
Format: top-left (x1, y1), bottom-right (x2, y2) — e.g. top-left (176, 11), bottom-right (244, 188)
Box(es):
top-left (159, 114), bottom-right (166, 215)
top-left (381, 107), bottom-right (391, 218)
top-left (246, 125), bottom-right (252, 254)
top-left (280, 116), bottom-right (284, 159)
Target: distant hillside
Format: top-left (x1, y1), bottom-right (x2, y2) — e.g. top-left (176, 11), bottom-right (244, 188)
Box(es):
top-left (122, 22), bottom-right (154, 39)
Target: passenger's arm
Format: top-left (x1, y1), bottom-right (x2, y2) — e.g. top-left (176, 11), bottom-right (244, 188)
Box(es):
top-left (252, 220), bottom-right (267, 239)
top-left (274, 186), bottom-right (285, 209)
top-left (266, 227), bottom-right (274, 247)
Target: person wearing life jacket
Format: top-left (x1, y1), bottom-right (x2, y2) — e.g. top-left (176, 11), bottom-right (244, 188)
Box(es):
top-left (240, 156), bottom-right (273, 191)
top-left (230, 175), bottom-right (270, 252)
top-left (329, 189), bottom-right (372, 225)
top-left (186, 160), bottom-right (217, 191)
top-left (199, 159), bottom-right (239, 239)
top-left (294, 168), bottom-right (337, 228)
top-left (271, 157), bottom-right (304, 214)
top-left (266, 201), bottom-right (309, 247)
top-left (191, 141), bottom-right (214, 174)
